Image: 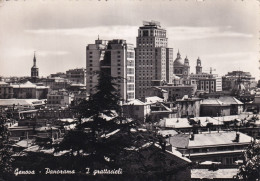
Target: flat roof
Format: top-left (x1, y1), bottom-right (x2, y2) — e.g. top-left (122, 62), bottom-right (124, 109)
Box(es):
top-left (191, 169), bottom-right (238, 179)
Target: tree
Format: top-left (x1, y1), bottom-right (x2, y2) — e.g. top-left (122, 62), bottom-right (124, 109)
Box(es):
top-left (55, 71), bottom-right (127, 159)
top-left (236, 140), bottom-right (260, 180)
top-left (0, 115), bottom-right (13, 180)
top-left (54, 71), bottom-right (191, 180)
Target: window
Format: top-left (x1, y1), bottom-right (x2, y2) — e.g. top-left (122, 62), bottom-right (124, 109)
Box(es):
top-left (127, 52), bottom-right (134, 58)
top-left (127, 76), bottom-right (134, 83)
top-left (127, 92), bottom-right (134, 99)
top-left (127, 84), bottom-right (134, 91)
top-left (127, 60), bottom-right (134, 66)
top-left (127, 68), bottom-right (134, 74)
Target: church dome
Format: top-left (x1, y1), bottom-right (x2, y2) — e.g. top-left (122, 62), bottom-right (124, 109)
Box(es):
top-left (174, 50), bottom-right (184, 66)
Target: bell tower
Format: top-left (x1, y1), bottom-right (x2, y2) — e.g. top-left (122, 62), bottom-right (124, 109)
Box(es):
top-left (196, 57), bottom-right (202, 74)
top-left (31, 52), bottom-right (39, 82)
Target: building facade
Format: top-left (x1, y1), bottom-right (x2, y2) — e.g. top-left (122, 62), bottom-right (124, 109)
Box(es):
top-left (12, 81), bottom-right (49, 99)
top-left (47, 90), bottom-right (73, 107)
top-left (66, 68), bottom-right (86, 85)
top-left (0, 82), bottom-right (13, 99)
top-left (135, 21), bottom-right (173, 99)
top-left (155, 85), bottom-right (197, 101)
top-left (86, 39), bottom-right (135, 102)
top-left (190, 73), bottom-right (222, 93)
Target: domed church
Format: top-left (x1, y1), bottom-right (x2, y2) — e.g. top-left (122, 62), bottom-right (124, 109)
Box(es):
top-left (173, 50), bottom-right (190, 84)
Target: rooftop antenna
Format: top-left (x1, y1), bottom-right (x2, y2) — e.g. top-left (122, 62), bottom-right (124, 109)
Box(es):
top-left (98, 35), bottom-right (99, 40)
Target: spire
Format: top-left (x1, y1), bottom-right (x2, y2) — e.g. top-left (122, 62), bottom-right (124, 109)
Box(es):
top-left (177, 49), bottom-right (181, 58)
top-left (33, 51), bottom-right (36, 66)
top-left (98, 35), bottom-right (99, 40)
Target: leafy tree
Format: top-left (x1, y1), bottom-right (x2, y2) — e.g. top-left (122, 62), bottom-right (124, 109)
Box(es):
top-left (0, 115), bottom-right (13, 180)
top-left (236, 140), bottom-right (260, 180)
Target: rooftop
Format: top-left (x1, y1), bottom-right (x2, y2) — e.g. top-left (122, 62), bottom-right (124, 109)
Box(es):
top-left (0, 99), bottom-right (45, 106)
top-left (191, 169), bottom-right (238, 179)
top-left (164, 118), bottom-right (192, 128)
top-left (124, 99), bottom-right (146, 106)
top-left (169, 131), bottom-right (252, 149)
top-left (145, 96), bottom-right (164, 104)
top-left (218, 96), bottom-right (243, 105)
top-left (201, 99), bottom-right (227, 106)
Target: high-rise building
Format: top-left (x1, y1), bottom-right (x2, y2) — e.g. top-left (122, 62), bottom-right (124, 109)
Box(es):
top-left (86, 39), bottom-right (135, 102)
top-left (135, 21), bottom-right (173, 99)
top-left (31, 52), bottom-right (39, 82)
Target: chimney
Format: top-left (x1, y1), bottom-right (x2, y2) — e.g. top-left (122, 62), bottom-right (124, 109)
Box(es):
top-left (235, 133), bottom-right (240, 142)
top-left (190, 134), bottom-right (194, 140)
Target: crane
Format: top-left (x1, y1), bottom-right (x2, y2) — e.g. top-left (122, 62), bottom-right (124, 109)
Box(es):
top-left (204, 67), bottom-right (216, 74)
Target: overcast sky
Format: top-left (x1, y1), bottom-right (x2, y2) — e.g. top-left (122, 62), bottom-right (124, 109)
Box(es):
top-left (0, 0), bottom-right (259, 79)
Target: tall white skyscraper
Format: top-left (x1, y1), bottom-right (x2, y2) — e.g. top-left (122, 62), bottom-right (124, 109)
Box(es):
top-left (86, 39), bottom-right (135, 102)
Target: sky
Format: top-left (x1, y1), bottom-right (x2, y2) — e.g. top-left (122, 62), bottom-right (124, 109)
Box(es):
top-left (0, 0), bottom-right (259, 79)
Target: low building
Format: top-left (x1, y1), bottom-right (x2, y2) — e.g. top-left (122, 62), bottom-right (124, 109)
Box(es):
top-left (222, 71), bottom-right (257, 91)
top-left (66, 68), bottom-right (86, 85)
top-left (159, 117), bottom-right (224, 133)
top-left (146, 87), bottom-right (168, 101)
top-left (0, 82), bottom-right (14, 99)
top-left (49, 72), bottom-right (66, 78)
top-left (200, 99), bottom-right (230, 117)
top-left (41, 77), bottom-right (70, 90)
top-left (200, 97), bottom-right (243, 117)
top-left (176, 96), bottom-right (202, 118)
top-left (122, 99), bottom-right (151, 120)
top-left (0, 99), bottom-right (45, 109)
top-left (190, 73), bottom-right (222, 93)
top-left (191, 168), bottom-right (238, 180)
top-left (155, 85), bottom-right (197, 101)
top-left (169, 131), bottom-right (252, 165)
top-left (218, 96), bottom-right (243, 115)
top-left (47, 90), bottom-right (73, 107)
top-left (150, 102), bottom-right (177, 120)
top-left (12, 81), bottom-right (49, 99)
top-left (37, 108), bottom-right (74, 119)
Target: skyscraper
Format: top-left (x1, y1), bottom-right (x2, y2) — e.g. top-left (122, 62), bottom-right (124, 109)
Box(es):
top-left (86, 39), bottom-right (135, 102)
top-left (135, 21), bottom-right (173, 99)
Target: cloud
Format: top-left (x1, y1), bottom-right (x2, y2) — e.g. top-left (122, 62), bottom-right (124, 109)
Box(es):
top-left (167, 26), bottom-right (253, 40)
top-left (7, 48), bottom-right (70, 58)
top-left (203, 52), bottom-right (255, 59)
top-left (25, 25), bottom-right (253, 43)
top-left (25, 26), bottom-right (138, 39)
